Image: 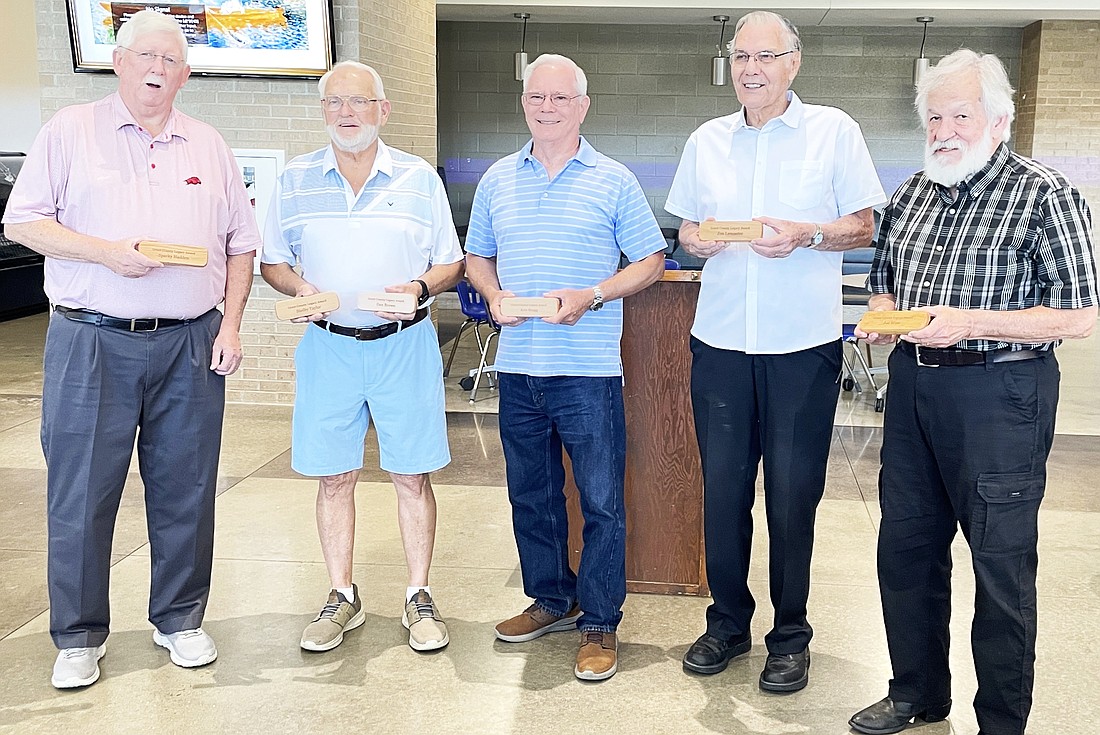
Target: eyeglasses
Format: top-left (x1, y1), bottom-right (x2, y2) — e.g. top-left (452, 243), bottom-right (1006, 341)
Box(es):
top-left (119, 46), bottom-right (184, 69)
top-left (731, 49), bottom-right (799, 66)
top-left (322, 95), bottom-right (382, 112)
top-left (521, 93), bottom-right (582, 108)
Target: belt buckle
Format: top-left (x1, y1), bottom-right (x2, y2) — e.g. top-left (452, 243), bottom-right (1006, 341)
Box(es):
top-left (130, 317), bottom-right (158, 332)
top-left (914, 344), bottom-right (939, 368)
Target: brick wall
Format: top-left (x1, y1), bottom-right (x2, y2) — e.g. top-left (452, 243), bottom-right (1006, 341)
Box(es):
top-left (1015, 21), bottom-right (1100, 227)
top-left (437, 22), bottom-right (1023, 232)
top-left (32, 0), bottom-right (437, 404)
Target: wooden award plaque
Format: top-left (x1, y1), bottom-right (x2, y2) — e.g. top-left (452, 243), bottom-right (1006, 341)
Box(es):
top-left (499, 297), bottom-right (560, 318)
top-left (697, 220), bottom-right (764, 241)
top-left (274, 292), bottom-right (341, 320)
top-left (357, 292), bottom-right (417, 313)
top-left (136, 241), bottom-right (209, 267)
top-left (857, 310), bottom-right (932, 335)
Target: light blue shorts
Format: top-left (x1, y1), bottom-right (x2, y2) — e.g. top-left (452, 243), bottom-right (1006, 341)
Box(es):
top-left (291, 317), bottom-right (451, 476)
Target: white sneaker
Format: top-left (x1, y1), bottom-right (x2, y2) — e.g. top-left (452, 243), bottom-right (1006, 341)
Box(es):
top-left (152, 628), bottom-right (218, 668)
top-left (51, 645), bottom-right (106, 689)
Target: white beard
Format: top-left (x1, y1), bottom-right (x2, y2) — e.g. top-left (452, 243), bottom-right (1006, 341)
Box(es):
top-left (327, 121), bottom-right (379, 153)
top-left (923, 128), bottom-right (996, 187)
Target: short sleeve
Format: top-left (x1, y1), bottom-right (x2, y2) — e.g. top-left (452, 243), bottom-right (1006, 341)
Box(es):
top-left (663, 132), bottom-right (700, 222)
top-left (464, 169), bottom-right (498, 258)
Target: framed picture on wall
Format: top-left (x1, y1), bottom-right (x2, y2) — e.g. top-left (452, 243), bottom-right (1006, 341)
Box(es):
top-left (232, 147), bottom-right (285, 273)
top-left (65, 0), bottom-right (335, 78)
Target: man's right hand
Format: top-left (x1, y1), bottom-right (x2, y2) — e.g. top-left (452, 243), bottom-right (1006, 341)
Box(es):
top-left (488, 290), bottom-right (527, 327)
top-left (102, 237), bottom-right (163, 278)
top-left (679, 220), bottom-right (731, 259)
top-left (853, 294), bottom-right (899, 345)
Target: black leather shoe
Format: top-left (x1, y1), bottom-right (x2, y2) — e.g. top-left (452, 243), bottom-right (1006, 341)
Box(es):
top-left (682, 632), bottom-right (752, 674)
top-left (848, 696), bottom-right (952, 734)
top-left (758, 648), bottom-right (809, 692)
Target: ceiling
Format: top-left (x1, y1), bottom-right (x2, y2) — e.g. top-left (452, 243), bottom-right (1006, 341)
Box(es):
top-left (436, 1), bottom-right (1100, 27)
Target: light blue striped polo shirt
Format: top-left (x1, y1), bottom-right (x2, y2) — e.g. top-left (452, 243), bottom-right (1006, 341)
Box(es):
top-left (465, 137), bottom-right (665, 377)
top-left (262, 140), bottom-right (462, 327)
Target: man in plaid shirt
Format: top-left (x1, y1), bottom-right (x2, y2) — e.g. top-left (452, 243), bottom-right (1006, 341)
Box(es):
top-left (850, 50), bottom-right (1096, 735)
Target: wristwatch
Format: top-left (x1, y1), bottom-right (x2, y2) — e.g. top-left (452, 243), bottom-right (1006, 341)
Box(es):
top-left (807, 224), bottom-right (824, 249)
top-left (590, 286), bottom-right (604, 312)
top-left (413, 279), bottom-right (430, 306)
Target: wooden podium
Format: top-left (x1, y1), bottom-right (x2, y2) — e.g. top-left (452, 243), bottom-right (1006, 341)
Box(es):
top-left (564, 270), bottom-right (707, 595)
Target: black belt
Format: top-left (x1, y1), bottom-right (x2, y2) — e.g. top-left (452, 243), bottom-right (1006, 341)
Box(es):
top-left (898, 340), bottom-right (1046, 367)
top-left (314, 308), bottom-right (428, 341)
top-left (55, 305), bottom-right (195, 332)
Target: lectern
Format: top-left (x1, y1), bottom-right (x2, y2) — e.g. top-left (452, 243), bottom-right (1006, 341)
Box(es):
top-left (564, 270), bottom-right (707, 595)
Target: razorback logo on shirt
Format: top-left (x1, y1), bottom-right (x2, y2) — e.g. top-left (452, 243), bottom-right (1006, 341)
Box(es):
top-left (184, 176), bottom-right (201, 185)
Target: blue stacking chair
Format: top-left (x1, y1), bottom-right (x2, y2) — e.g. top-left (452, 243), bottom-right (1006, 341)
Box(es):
top-left (444, 280), bottom-right (500, 401)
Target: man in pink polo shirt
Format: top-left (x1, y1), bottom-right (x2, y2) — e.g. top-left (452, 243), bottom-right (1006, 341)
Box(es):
top-left (2, 10), bottom-right (258, 689)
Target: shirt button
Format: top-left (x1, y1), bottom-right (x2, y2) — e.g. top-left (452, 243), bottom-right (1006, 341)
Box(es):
top-left (149, 144), bottom-right (154, 149)
top-left (948, 209), bottom-right (956, 214)
top-left (151, 163), bottom-right (156, 169)
top-left (923, 280), bottom-right (931, 287)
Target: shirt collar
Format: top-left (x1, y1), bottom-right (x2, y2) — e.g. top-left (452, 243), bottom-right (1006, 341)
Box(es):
top-left (931, 142), bottom-right (1012, 203)
top-left (517, 135), bottom-right (598, 171)
top-left (729, 90), bottom-right (802, 133)
top-left (322, 138), bottom-right (394, 183)
top-left (110, 92), bottom-right (188, 141)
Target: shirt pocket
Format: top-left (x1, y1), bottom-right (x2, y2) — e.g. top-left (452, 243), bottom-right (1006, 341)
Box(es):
top-left (778, 160), bottom-right (826, 211)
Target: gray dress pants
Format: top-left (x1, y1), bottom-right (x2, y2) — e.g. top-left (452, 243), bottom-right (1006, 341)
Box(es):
top-left (42, 308), bottom-right (225, 649)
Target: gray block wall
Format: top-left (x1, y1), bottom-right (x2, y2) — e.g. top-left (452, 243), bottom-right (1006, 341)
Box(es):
top-left (437, 21), bottom-right (1022, 238)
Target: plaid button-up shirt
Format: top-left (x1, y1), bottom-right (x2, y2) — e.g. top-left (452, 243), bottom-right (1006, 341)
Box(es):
top-left (870, 143), bottom-right (1097, 352)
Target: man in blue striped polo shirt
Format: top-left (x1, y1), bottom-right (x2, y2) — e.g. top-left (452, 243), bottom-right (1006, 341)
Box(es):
top-left (465, 53), bottom-right (666, 682)
top-left (261, 61), bottom-right (464, 656)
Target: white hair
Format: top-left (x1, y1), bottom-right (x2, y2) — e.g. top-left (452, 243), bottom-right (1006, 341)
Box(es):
top-left (730, 11), bottom-right (802, 54)
top-left (916, 49), bottom-right (1015, 142)
top-left (522, 54), bottom-right (588, 96)
top-left (116, 9), bottom-right (188, 61)
top-left (318, 61), bottom-right (386, 99)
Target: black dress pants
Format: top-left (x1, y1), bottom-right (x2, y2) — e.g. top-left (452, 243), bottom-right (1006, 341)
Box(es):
top-left (878, 342), bottom-right (1059, 735)
top-left (690, 337), bottom-right (842, 654)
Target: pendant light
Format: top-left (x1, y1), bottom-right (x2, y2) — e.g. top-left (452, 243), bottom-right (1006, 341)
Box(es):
top-left (711, 15), bottom-right (730, 86)
top-left (913, 17), bottom-right (934, 85)
top-left (514, 12), bottom-right (531, 82)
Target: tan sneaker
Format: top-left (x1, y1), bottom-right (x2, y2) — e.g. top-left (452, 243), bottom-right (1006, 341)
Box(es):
top-left (575, 631), bottom-right (618, 681)
top-left (402, 590), bottom-right (449, 651)
top-left (495, 602), bottom-right (582, 643)
top-left (300, 585), bottom-right (365, 652)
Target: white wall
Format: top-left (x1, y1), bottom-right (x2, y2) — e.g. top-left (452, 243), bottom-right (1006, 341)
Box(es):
top-left (0, 0), bottom-right (41, 152)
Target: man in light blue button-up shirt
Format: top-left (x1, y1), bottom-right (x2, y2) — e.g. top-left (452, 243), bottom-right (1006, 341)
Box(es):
top-left (465, 54), bottom-right (665, 682)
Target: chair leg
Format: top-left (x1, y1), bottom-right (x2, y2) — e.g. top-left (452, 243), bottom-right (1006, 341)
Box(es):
top-left (470, 328), bottom-right (499, 402)
top-left (443, 318), bottom-right (474, 378)
top-left (848, 338), bottom-right (880, 392)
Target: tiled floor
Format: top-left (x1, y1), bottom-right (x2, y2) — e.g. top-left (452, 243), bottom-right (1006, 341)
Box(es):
top-left (0, 308), bottom-right (1097, 735)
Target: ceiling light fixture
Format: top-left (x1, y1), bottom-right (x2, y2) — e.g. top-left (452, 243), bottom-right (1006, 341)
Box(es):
top-left (514, 12), bottom-right (531, 82)
top-left (913, 16), bottom-right (934, 85)
top-left (711, 15), bottom-right (730, 86)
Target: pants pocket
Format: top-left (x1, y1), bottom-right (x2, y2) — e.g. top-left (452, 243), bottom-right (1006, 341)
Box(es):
top-left (973, 472), bottom-right (1045, 554)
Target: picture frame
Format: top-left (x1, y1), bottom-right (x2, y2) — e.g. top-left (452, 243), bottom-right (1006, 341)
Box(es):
top-left (65, 0), bottom-right (335, 79)
top-left (232, 147), bottom-right (285, 273)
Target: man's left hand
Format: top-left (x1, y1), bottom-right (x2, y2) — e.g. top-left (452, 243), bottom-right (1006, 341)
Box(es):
top-left (542, 288), bottom-right (590, 326)
top-left (210, 328), bottom-right (244, 375)
top-left (750, 217), bottom-right (812, 259)
top-left (375, 282), bottom-right (421, 322)
top-left (901, 305), bottom-right (974, 348)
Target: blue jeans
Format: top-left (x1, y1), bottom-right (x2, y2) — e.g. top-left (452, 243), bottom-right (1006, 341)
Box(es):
top-left (498, 373), bottom-right (626, 633)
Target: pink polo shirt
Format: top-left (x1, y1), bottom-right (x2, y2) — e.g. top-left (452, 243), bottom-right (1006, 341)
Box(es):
top-left (3, 93), bottom-right (260, 319)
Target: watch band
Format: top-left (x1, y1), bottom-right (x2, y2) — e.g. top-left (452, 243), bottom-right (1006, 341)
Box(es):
top-left (412, 279), bottom-right (430, 306)
top-left (590, 286), bottom-right (604, 312)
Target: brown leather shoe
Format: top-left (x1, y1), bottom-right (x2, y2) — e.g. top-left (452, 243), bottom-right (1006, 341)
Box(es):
top-left (495, 603), bottom-right (581, 642)
top-left (575, 631), bottom-right (618, 681)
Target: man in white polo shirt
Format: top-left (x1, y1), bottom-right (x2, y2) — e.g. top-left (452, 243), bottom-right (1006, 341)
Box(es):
top-left (665, 11), bottom-right (885, 692)
top-left (261, 61), bottom-right (463, 654)
top-left (465, 53), bottom-right (665, 682)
